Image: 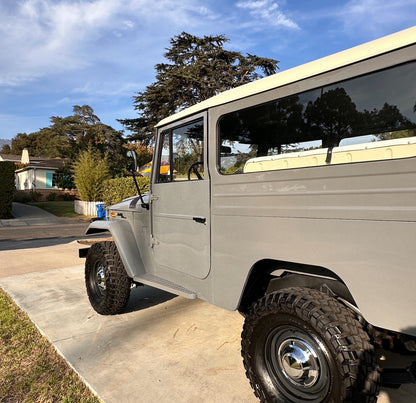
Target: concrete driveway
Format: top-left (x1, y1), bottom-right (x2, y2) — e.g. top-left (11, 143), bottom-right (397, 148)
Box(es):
top-left (0, 242), bottom-right (256, 402)
top-left (0, 205), bottom-right (415, 402)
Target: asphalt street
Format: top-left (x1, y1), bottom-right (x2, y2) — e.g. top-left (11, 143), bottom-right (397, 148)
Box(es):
top-left (0, 202), bottom-right (96, 251)
top-left (0, 222), bottom-right (90, 248)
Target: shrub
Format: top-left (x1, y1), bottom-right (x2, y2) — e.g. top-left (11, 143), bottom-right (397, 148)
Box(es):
top-left (46, 192), bottom-right (56, 201)
top-left (102, 176), bottom-right (150, 207)
top-left (13, 192), bottom-right (31, 203)
top-left (73, 149), bottom-right (110, 201)
top-left (63, 192), bottom-right (76, 201)
top-left (29, 190), bottom-right (42, 202)
top-left (0, 161), bottom-right (16, 218)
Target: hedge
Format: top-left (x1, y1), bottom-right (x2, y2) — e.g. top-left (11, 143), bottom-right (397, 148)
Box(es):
top-left (0, 161), bottom-right (16, 219)
top-left (102, 176), bottom-right (150, 207)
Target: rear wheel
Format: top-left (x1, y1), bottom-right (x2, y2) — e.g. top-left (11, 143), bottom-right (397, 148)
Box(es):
top-left (241, 287), bottom-right (380, 402)
top-left (85, 241), bottom-right (131, 315)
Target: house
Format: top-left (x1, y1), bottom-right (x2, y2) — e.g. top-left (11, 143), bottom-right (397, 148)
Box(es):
top-left (0, 154), bottom-right (21, 163)
top-left (0, 149), bottom-right (65, 190)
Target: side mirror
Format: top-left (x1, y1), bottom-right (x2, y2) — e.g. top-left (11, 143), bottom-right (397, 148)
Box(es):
top-left (220, 145), bottom-right (232, 154)
top-left (126, 150), bottom-right (149, 210)
top-left (126, 150), bottom-right (138, 173)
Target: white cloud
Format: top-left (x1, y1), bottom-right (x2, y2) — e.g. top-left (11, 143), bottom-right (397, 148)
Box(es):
top-left (0, 0), bottom-right (219, 87)
top-left (0, 0), bottom-right (118, 86)
top-left (123, 20), bottom-right (135, 29)
top-left (340, 0), bottom-right (416, 37)
top-left (71, 80), bottom-right (142, 99)
top-left (236, 0), bottom-right (299, 30)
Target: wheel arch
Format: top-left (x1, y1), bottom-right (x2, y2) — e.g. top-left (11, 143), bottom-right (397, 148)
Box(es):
top-left (85, 220), bottom-right (145, 278)
top-left (237, 259), bottom-right (357, 315)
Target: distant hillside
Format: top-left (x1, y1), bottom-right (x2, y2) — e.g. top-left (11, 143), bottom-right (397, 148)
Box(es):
top-left (0, 139), bottom-right (11, 151)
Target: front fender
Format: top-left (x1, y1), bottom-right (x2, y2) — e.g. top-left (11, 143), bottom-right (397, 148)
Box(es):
top-left (86, 220), bottom-right (145, 278)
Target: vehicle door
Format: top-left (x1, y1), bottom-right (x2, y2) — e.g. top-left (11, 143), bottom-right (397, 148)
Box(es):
top-left (151, 114), bottom-right (210, 279)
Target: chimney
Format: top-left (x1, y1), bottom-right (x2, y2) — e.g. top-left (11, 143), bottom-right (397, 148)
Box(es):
top-left (21, 148), bottom-right (30, 164)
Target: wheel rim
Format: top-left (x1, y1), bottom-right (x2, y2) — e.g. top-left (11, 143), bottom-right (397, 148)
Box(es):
top-left (89, 261), bottom-right (107, 301)
top-left (265, 328), bottom-right (330, 401)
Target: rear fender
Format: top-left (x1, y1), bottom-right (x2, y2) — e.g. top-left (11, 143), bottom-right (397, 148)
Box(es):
top-left (86, 220), bottom-right (145, 278)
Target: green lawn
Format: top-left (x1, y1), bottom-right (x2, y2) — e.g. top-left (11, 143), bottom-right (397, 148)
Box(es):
top-left (0, 287), bottom-right (100, 402)
top-left (29, 201), bottom-right (89, 219)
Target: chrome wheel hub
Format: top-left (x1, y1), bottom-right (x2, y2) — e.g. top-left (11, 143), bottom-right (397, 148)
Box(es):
top-left (95, 264), bottom-right (106, 293)
top-left (279, 339), bottom-right (319, 387)
top-left (265, 328), bottom-right (330, 401)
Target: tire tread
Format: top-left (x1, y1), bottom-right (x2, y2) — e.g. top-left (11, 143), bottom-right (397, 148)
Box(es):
top-left (241, 287), bottom-right (380, 402)
top-left (85, 241), bottom-right (131, 315)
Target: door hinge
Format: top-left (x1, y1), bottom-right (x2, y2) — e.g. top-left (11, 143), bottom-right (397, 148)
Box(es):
top-left (150, 236), bottom-right (159, 247)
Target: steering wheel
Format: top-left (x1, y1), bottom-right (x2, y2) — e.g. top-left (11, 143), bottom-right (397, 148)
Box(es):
top-left (187, 162), bottom-right (204, 180)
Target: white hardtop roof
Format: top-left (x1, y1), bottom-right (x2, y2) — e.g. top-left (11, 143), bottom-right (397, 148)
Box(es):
top-left (156, 26), bottom-right (416, 128)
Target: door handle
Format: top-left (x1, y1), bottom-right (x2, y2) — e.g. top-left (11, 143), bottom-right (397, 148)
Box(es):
top-left (193, 216), bottom-right (206, 224)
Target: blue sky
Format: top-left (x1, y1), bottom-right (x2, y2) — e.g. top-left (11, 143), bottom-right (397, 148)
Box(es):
top-left (1, 0), bottom-right (415, 140)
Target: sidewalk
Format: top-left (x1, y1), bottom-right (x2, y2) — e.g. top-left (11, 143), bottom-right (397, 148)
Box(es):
top-left (0, 203), bottom-right (77, 227)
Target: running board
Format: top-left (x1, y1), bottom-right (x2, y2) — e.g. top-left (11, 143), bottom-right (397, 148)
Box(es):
top-left (133, 273), bottom-right (197, 299)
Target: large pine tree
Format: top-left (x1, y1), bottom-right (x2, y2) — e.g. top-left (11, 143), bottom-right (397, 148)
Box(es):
top-left (119, 32), bottom-right (279, 144)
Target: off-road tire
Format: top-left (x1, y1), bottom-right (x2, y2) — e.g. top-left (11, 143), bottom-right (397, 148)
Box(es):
top-left (85, 241), bottom-right (131, 315)
top-left (241, 287), bottom-right (380, 402)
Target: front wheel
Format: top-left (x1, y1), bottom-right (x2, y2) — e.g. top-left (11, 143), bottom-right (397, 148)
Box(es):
top-left (85, 241), bottom-right (131, 315)
top-left (241, 287), bottom-right (380, 402)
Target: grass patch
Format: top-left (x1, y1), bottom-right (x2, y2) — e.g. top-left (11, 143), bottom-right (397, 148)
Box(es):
top-left (0, 287), bottom-right (100, 402)
top-left (29, 201), bottom-right (78, 218)
top-left (29, 201), bottom-right (90, 220)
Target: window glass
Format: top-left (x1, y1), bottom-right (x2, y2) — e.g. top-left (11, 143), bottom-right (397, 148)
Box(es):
top-left (52, 173), bottom-right (58, 187)
top-left (219, 62), bottom-right (416, 174)
top-left (156, 118), bottom-right (204, 182)
top-left (156, 130), bottom-right (171, 183)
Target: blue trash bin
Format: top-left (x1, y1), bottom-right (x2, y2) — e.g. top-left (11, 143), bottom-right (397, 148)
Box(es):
top-left (96, 203), bottom-right (106, 219)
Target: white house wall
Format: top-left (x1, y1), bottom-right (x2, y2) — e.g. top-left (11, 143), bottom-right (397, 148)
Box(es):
top-left (15, 168), bottom-right (57, 190)
top-left (16, 170), bottom-right (30, 190)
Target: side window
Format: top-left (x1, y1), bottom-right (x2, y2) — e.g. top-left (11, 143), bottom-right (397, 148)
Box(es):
top-left (156, 118), bottom-right (204, 183)
top-left (219, 62), bottom-right (416, 174)
top-left (156, 130), bottom-right (171, 183)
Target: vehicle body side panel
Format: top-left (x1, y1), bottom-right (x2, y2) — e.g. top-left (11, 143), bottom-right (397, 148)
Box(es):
top-left (208, 161), bottom-right (416, 336)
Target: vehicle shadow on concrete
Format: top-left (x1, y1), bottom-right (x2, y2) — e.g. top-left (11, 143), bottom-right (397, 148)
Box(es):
top-left (124, 285), bottom-right (176, 313)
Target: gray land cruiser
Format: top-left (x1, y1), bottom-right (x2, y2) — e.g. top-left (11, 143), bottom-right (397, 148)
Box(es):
top-left (79, 27), bottom-right (416, 402)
